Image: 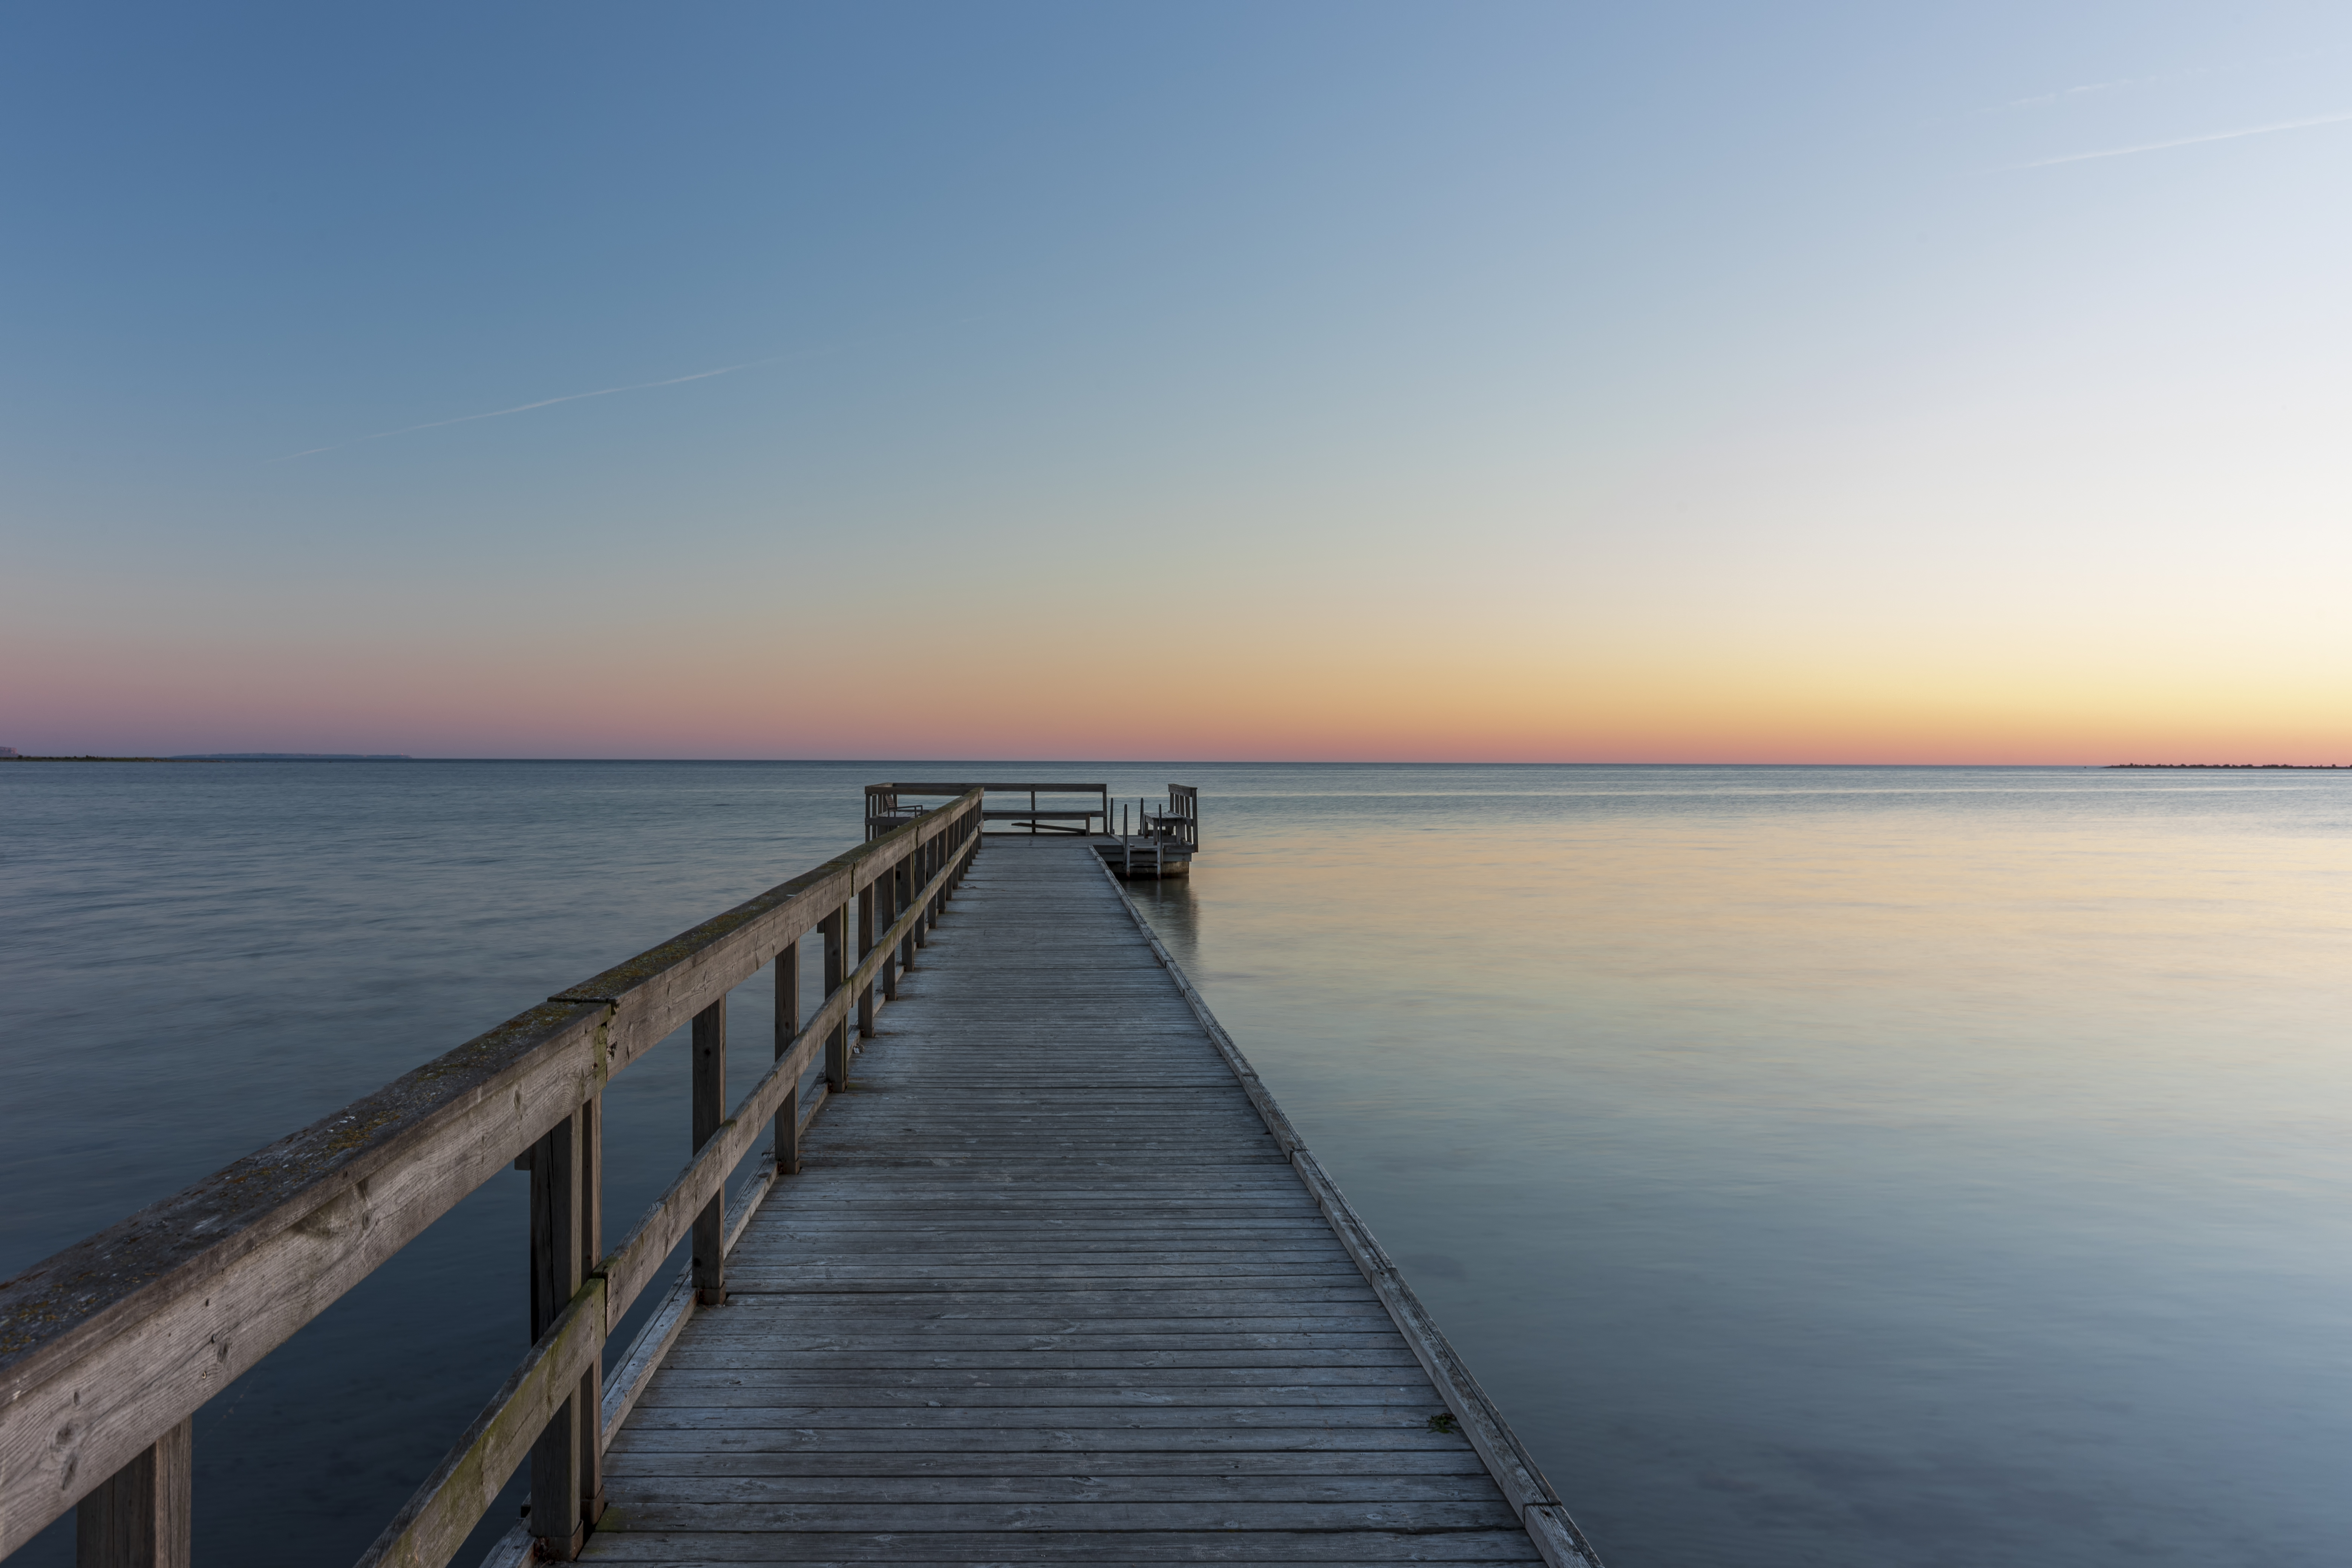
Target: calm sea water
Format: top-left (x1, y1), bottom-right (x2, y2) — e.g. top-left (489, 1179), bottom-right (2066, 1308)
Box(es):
top-left (4, 762), bottom-right (2349, 1567)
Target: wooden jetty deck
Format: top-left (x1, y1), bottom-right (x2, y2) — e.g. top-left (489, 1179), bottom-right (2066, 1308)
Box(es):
top-left (0, 793), bottom-right (1596, 1568)
top-left (591, 838), bottom-right (1582, 1564)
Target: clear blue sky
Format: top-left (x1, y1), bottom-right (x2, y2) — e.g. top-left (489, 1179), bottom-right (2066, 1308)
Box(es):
top-left (6, 3), bottom-right (2348, 759)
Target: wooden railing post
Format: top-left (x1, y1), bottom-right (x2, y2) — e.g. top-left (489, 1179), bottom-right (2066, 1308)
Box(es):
top-left (528, 1109), bottom-right (586, 1560)
top-left (897, 853), bottom-right (918, 973)
top-left (9, 786), bottom-right (1013, 1566)
top-left (690, 1000), bottom-right (726, 1308)
top-left (576, 1093), bottom-right (604, 1528)
top-left (822, 906), bottom-right (848, 1090)
top-left (775, 939), bottom-right (801, 1175)
top-left (878, 861), bottom-right (900, 1002)
top-left (74, 1418), bottom-right (190, 1568)
top-left (908, 840), bottom-right (923, 946)
top-left (856, 874), bottom-right (877, 1037)
top-left (918, 835), bottom-right (936, 942)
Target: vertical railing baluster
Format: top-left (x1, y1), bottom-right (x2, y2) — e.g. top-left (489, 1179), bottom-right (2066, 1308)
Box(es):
top-left (911, 835), bottom-right (926, 949)
top-left (528, 1108), bottom-right (585, 1560)
top-left (74, 1419), bottom-right (191, 1568)
top-left (690, 1000), bottom-right (726, 1308)
top-left (823, 906), bottom-right (848, 1090)
top-left (898, 848), bottom-right (918, 971)
top-left (879, 854), bottom-right (900, 1001)
top-left (576, 1092), bottom-right (604, 1528)
top-left (923, 831), bottom-right (939, 938)
top-left (775, 939), bottom-right (801, 1175)
top-left (857, 873), bottom-right (877, 1039)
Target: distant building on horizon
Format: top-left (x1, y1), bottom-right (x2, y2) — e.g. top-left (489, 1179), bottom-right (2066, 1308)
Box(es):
top-left (0, 746), bottom-right (17, 758)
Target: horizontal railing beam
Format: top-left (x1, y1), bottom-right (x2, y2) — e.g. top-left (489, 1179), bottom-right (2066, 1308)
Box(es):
top-left (0, 792), bottom-right (982, 1556)
top-left (353, 1277), bottom-right (606, 1568)
top-left (879, 782), bottom-right (1107, 794)
top-left (595, 825), bottom-right (980, 1325)
top-left (0, 1001), bottom-right (611, 1559)
top-left (553, 796), bottom-right (975, 1071)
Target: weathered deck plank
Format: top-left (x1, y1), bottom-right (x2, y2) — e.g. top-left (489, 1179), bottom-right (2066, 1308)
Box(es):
top-left (588, 839), bottom-right (1560, 1566)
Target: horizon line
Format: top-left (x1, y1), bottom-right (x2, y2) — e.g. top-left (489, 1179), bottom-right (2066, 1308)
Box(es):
top-left (17, 754), bottom-right (2347, 769)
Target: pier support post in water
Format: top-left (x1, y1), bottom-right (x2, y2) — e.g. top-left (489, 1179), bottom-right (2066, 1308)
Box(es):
top-left (75, 1418), bottom-right (190, 1568)
top-left (775, 939), bottom-right (801, 1175)
top-left (691, 999), bottom-right (727, 1307)
top-left (528, 1109), bottom-right (589, 1559)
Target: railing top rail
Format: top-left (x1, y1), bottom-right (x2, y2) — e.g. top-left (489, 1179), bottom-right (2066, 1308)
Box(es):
top-left (548, 795), bottom-right (955, 1004)
top-left (0, 789), bottom-right (984, 1554)
top-left (0, 997), bottom-right (606, 1377)
top-left (877, 782), bottom-right (1108, 794)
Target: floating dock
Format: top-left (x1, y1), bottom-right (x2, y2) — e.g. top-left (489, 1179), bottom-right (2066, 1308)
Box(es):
top-left (0, 793), bottom-right (1595, 1568)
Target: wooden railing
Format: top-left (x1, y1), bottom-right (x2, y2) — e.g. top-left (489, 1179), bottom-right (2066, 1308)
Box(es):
top-left (0, 792), bottom-right (986, 1568)
top-left (867, 781), bottom-right (1110, 839)
top-left (1156, 783), bottom-right (1200, 849)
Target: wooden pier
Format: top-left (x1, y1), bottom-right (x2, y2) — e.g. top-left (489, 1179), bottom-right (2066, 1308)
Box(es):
top-left (0, 793), bottom-right (1596, 1568)
top-left (869, 782), bottom-right (1200, 876)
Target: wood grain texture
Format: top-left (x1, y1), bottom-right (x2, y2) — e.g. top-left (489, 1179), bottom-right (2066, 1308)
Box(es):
top-left (72, 1418), bottom-right (188, 1568)
top-left (528, 1107), bottom-right (590, 1554)
top-left (0, 801), bottom-right (979, 1555)
top-left (587, 839), bottom-right (1568, 1567)
top-left (600, 1152), bottom-right (781, 1453)
top-left (0, 1001), bottom-right (611, 1559)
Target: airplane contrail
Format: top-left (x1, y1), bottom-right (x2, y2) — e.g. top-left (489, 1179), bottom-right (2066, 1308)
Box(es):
top-left (270, 356), bottom-right (781, 462)
top-left (2023, 107), bottom-right (2352, 167)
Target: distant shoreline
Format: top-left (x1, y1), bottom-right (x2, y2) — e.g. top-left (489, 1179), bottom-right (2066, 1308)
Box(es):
top-left (0, 753), bottom-right (410, 762)
top-left (2108, 763), bottom-right (2349, 770)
